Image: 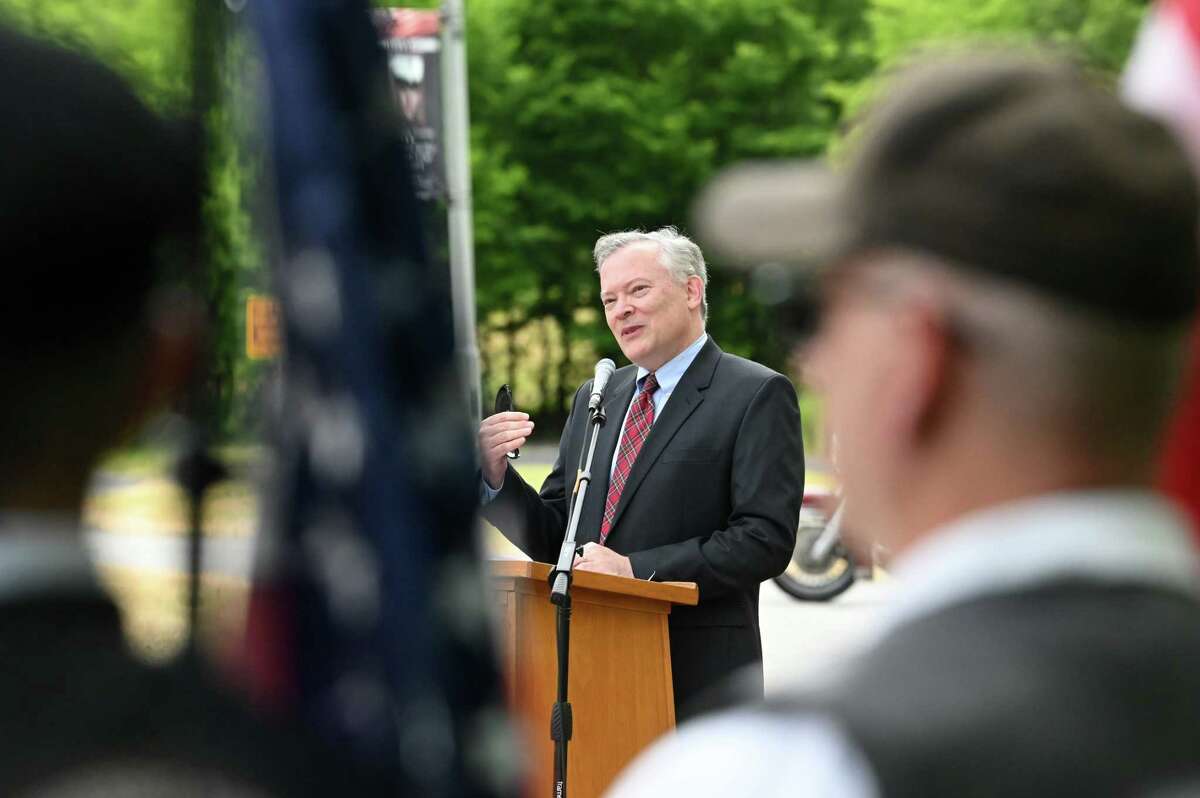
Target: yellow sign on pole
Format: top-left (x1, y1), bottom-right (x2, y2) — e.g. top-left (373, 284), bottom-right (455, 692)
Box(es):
top-left (246, 295), bottom-right (280, 360)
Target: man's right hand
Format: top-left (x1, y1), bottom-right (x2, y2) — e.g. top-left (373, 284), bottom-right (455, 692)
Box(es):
top-left (478, 412), bottom-right (534, 489)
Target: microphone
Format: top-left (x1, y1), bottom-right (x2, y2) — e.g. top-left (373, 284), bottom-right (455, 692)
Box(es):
top-left (587, 358), bottom-right (617, 411)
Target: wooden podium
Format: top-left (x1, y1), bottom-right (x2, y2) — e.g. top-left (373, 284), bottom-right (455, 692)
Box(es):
top-left (491, 560), bottom-right (699, 798)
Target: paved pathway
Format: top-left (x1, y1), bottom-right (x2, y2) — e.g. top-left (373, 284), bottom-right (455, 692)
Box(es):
top-left (759, 576), bottom-right (892, 695)
top-left (85, 530), bottom-right (256, 579)
top-left (86, 524), bottom-right (891, 692)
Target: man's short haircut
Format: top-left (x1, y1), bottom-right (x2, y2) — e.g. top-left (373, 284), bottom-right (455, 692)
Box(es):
top-left (0, 24), bottom-right (199, 478)
top-left (0, 25), bottom-right (198, 359)
top-left (593, 227), bottom-right (709, 320)
top-left (830, 53), bottom-right (1199, 467)
top-left (843, 52), bottom-right (1199, 327)
top-left (697, 51), bottom-right (1199, 329)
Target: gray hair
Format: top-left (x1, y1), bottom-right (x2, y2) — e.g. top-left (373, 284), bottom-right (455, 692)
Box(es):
top-left (593, 226), bottom-right (709, 320)
top-left (866, 254), bottom-right (1192, 469)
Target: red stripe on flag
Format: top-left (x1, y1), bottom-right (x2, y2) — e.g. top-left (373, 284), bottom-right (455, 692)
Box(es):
top-left (378, 9), bottom-right (439, 39)
top-left (1169, 0), bottom-right (1200, 46)
top-left (1161, 329), bottom-right (1200, 532)
top-left (1126, 0), bottom-right (1200, 540)
top-left (225, 584), bottom-right (298, 712)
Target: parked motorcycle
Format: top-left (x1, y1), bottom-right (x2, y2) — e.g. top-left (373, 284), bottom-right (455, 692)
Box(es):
top-left (773, 488), bottom-right (873, 601)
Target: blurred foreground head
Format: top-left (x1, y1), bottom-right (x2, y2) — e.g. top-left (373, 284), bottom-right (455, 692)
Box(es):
top-left (0, 25), bottom-right (198, 511)
top-left (698, 52), bottom-right (1199, 554)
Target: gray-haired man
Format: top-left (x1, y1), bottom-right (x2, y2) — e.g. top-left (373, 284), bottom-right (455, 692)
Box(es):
top-left (478, 226), bottom-right (804, 719)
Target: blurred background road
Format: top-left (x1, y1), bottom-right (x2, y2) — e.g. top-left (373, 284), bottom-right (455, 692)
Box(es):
top-left (759, 576), bottom-right (890, 695)
top-left (85, 442), bottom-right (889, 691)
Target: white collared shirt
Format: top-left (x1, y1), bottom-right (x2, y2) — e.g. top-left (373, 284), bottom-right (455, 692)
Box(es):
top-left (605, 489), bottom-right (1200, 798)
top-left (874, 490), bottom-right (1199, 641)
top-left (0, 511), bottom-right (100, 603)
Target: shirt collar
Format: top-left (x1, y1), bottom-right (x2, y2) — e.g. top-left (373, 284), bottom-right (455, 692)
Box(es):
top-left (636, 331), bottom-right (708, 392)
top-left (0, 510), bottom-right (101, 603)
top-left (877, 489), bottom-right (1200, 637)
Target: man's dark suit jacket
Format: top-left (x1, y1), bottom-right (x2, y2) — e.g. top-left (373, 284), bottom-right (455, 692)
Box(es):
top-left (484, 337), bottom-right (803, 718)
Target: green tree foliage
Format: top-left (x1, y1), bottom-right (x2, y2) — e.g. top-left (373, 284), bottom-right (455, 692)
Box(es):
top-left (840, 0), bottom-right (1150, 118)
top-left (1, 0), bottom-right (1153, 435)
top-left (205, 27), bottom-right (274, 438)
top-left (870, 0), bottom-right (1147, 71)
top-left (469, 0), bottom-right (873, 424)
top-left (468, 0), bottom-right (1149, 425)
top-left (0, 1), bottom-right (267, 439)
top-left (0, 0), bottom-right (190, 110)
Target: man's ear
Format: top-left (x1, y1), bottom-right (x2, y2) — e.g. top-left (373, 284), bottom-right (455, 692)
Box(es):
top-left (880, 300), bottom-right (955, 448)
top-left (686, 275), bottom-right (704, 311)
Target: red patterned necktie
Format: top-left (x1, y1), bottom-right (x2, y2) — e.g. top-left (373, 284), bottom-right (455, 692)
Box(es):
top-left (600, 372), bottom-right (659, 545)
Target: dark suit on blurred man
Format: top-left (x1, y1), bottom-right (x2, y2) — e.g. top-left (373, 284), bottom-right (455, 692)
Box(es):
top-left (0, 545), bottom-right (308, 795)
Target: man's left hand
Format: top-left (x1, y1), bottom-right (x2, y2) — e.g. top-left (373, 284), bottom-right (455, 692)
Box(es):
top-left (573, 542), bottom-right (634, 578)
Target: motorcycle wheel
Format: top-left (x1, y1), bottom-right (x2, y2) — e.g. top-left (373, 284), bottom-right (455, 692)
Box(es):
top-left (773, 521), bottom-right (857, 602)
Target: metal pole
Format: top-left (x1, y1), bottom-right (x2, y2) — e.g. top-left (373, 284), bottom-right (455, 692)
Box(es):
top-left (441, 0), bottom-right (482, 421)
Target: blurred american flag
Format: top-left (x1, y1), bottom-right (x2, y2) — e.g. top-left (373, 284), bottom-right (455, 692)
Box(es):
top-left (1123, 0), bottom-right (1200, 535)
top-left (237, 2), bottom-right (519, 795)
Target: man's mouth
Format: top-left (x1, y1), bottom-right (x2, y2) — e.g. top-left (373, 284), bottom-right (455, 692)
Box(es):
top-left (621, 325), bottom-right (644, 339)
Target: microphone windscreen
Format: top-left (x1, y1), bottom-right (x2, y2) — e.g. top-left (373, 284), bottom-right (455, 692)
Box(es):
top-left (594, 358), bottom-right (616, 392)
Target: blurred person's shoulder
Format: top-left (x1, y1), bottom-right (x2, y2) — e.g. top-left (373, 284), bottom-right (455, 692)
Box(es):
top-left (0, 587), bottom-right (368, 796)
top-left (809, 582), bottom-right (1200, 797)
top-left (605, 708), bottom-right (876, 798)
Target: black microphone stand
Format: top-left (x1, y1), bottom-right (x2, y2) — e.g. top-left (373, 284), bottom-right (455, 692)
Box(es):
top-left (547, 399), bottom-right (607, 798)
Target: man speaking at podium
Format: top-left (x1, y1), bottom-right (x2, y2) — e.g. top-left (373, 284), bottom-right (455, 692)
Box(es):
top-left (478, 227), bottom-right (803, 720)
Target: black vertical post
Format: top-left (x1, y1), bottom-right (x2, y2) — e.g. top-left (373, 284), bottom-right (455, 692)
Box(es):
top-left (180, 0), bottom-right (225, 654)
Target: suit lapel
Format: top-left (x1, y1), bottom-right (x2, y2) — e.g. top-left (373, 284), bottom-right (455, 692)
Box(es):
top-left (577, 369), bottom-right (636, 545)
top-left (605, 339), bottom-right (722, 542)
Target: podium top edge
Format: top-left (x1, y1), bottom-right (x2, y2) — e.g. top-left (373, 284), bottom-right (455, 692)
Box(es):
top-left (489, 559), bottom-right (699, 606)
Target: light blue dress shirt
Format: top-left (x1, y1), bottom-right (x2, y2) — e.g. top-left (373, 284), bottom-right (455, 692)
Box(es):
top-left (481, 331), bottom-right (709, 502)
top-left (608, 331), bottom-right (708, 480)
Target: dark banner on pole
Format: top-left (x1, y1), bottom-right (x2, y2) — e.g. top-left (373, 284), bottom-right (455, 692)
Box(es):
top-left (375, 9), bottom-right (445, 201)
